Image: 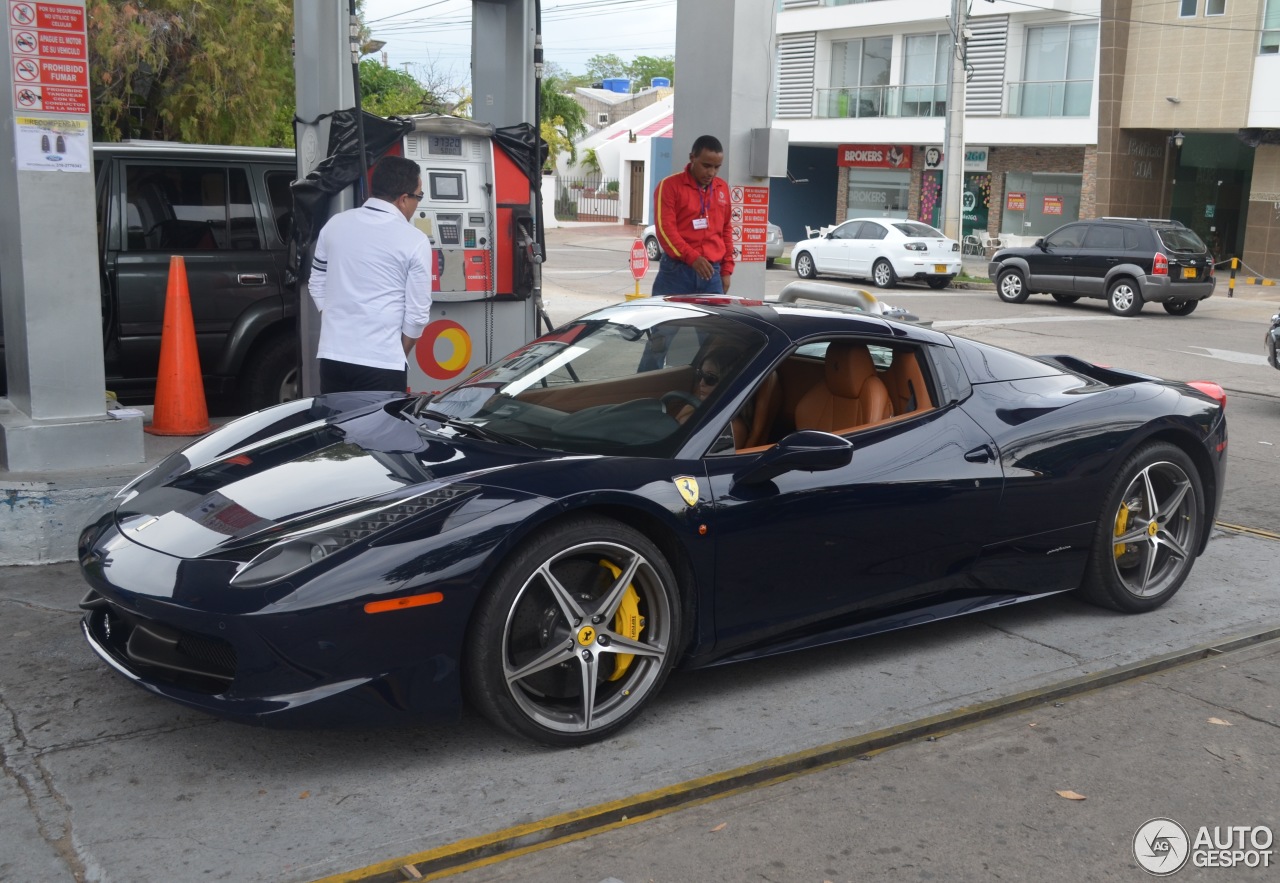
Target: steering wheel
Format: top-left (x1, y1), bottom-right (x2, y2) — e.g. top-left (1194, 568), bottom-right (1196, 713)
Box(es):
top-left (660, 391), bottom-right (701, 411)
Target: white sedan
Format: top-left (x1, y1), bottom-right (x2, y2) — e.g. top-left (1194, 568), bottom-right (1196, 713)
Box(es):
top-left (643, 222), bottom-right (784, 267)
top-left (791, 219), bottom-right (961, 289)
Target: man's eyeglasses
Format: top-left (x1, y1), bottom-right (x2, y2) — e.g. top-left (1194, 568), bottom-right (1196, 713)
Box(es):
top-left (405, 191), bottom-right (425, 202)
top-left (695, 369), bottom-right (720, 387)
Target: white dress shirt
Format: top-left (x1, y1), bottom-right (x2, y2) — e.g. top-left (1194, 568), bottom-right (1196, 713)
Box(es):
top-left (309, 197), bottom-right (435, 370)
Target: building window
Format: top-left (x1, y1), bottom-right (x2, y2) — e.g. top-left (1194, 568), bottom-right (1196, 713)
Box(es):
top-left (1012, 23), bottom-right (1098, 117)
top-left (826, 36), bottom-right (892, 117)
top-left (1179, 0), bottom-right (1197, 16)
top-left (902, 33), bottom-right (951, 117)
top-left (846, 169), bottom-right (910, 220)
top-left (1263, 0), bottom-right (1280, 52)
top-left (1205, 0), bottom-right (1225, 14)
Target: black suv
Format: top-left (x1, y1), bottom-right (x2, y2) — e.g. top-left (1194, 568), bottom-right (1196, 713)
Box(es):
top-left (988, 218), bottom-right (1215, 316)
top-left (1, 141), bottom-right (297, 411)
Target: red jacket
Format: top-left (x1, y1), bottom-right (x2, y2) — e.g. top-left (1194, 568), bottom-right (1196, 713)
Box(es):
top-left (653, 165), bottom-right (735, 277)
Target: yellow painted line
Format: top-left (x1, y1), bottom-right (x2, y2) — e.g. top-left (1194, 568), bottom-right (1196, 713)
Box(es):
top-left (310, 628), bottom-right (1280, 883)
top-left (1217, 521), bottom-right (1280, 542)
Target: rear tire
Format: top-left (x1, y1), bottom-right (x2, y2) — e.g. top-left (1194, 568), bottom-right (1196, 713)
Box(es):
top-left (926, 276), bottom-right (952, 290)
top-left (1077, 442), bottom-right (1204, 613)
top-left (238, 332), bottom-right (299, 414)
top-left (872, 259), bottom-right (898, 289)
top-left (795, 252), bottom-right (818, 279)
top-left (465, 515), bottom-right (684, 746)
top-left (1163, 299), bottom-right (1198, 316)
top-left (996, 269), bottom-right (1029, 304)
top-left (1107, 278), bottom-right (1143, 316)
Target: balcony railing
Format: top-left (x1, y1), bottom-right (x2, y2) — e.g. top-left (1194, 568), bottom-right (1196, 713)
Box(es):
top-left (815, 85), bottom-right (947, 119)
top-left (1006, 79), bottom-right (1094, 117)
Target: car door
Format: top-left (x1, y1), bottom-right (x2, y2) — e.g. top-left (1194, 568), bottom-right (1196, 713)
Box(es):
top-left (107, 159), bottom-right (285, 382)
top-left (810, 220), bottom-right (860, 275)
top-left (702, 340), bottom-right (1005, 657)
top-left (850, 220), bottom-right (888, 279)
top-left (1072, 223), bottom-right (1125, 297)
top-left (1026, 223), bottom-right (1086, 294)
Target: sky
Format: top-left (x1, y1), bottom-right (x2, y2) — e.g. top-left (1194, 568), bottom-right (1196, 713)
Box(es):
top-left (362, 0), bottom-right (678, 83)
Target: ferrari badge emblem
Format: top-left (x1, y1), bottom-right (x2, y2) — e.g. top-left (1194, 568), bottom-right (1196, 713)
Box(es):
top-left (674, 476), bottom-right (699, 508)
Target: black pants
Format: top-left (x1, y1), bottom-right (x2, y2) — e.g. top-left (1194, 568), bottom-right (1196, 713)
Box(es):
top-left (319, 358), bottom-right (408, 395)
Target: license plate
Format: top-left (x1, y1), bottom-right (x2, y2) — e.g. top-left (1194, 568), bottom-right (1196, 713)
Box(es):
top-left (934, 264), bottom-right (947, 273)
top-left (1181, 267), bottom-right (1196, 279)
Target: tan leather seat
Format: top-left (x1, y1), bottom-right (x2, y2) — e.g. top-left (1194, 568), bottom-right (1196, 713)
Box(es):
top-left (794, 342), bottom-right (893, 433)
top-left (882, 351), bottom-right (932, 415)
top-left (739, 371), bottom-right (782, 448)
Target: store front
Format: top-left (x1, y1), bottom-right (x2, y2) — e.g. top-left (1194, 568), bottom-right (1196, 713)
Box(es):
top-left (836, 143), bottom-right (913, 220)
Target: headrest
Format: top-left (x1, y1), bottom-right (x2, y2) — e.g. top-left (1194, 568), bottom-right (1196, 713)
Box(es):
top-left (824, 342), bottom-right (876, 399)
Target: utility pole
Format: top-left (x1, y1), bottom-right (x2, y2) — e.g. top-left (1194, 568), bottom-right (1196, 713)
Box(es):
top-left (941, 0), bottom-right (967, 241)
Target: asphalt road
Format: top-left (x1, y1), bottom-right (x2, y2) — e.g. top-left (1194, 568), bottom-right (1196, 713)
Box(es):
top-left (1, 227), bottom-right (1277, 883)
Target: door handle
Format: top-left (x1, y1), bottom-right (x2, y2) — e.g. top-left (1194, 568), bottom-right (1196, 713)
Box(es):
top-left (237, 273), bottom-right (268, 285)
top-left (964, 444), bottom-right (995, 463)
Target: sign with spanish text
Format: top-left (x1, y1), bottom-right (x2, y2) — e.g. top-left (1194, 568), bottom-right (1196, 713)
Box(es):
top-left (8, 0), bottom-right (91, 168)
top-left (1043, 195), bottom-right (1063, 215)
top-left (836, 144), bottom-right (913, 169)
top-left (729, 184), bottom-right (769, 262)
top-left (1006, 191), bottom-right (1027, 212)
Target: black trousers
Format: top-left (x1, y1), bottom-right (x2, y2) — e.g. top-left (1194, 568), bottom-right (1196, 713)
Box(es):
top-left (318, 358), bottom-right (408, 395)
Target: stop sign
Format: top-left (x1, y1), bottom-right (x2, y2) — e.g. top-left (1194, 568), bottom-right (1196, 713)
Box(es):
top-left (629, 239), bottom-right (650, 280)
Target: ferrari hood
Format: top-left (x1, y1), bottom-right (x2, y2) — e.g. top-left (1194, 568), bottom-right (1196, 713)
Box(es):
top-left (113, 401), bottom-right (547, 558)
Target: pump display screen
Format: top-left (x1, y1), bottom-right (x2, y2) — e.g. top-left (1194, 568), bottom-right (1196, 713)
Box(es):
top-left (428, 136), bottom-right (462, 156)
top-left (429, 171), bottom-right (465, 201)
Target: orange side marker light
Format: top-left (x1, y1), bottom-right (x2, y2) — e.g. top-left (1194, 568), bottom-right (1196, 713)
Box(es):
top-left (364, 592), bottom-right (444, 614)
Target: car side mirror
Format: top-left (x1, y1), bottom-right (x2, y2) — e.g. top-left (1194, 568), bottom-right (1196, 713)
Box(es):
top-left (1035, 238), bottom-right (1045, 249)
top-left (733, 430), bottom-right (853, 487)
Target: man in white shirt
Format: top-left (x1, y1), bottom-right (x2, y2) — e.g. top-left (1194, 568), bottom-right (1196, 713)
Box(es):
top-left (309, 155), bottom-right (435, 394)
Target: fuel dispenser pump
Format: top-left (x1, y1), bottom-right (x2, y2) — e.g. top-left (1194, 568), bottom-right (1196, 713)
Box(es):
top-left (396, 115), bottom-right (543, 392)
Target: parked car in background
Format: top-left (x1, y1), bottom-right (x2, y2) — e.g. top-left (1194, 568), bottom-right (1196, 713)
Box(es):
top-left (791, 219), bottom-right (961, 289)
top-left (1266, 313), bottom-right (1280, 370)
top-left (643, 222), bottom-right (784, 267)
top-left (0, 141), bottom-right (298, 412)
top-left (988, 218), bottom-right (1215, 316)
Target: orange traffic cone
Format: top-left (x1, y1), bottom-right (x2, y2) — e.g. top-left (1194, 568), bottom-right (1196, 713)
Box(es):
top-left (146, 256), bottom-right (210, 436)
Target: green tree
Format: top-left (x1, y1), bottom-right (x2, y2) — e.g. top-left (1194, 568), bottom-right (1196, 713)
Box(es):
top-left (540, 70), bottom-right (585, 165)
top-left (540, 116), bottom-right (574, 170)
top-left (88, 0), bottom-right (295, 146)
top-left (358, 59), bottom-right (444, 117)
top-left (585, 52), bottom-right (627, 83)
top-left (626, 55), bottom-right (674, 90)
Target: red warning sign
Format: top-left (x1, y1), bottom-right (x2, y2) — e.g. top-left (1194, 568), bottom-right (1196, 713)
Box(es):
top-left (8, 1), bottom-right (91, 117)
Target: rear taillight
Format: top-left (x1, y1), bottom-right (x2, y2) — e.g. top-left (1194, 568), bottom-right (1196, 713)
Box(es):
top-left (1153, 253), bottom-right (1169, 276)
top-left (1187, 381), bottom-right (1226, 409)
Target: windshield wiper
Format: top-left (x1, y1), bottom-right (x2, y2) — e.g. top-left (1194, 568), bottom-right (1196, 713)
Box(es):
top-left (415, 410), bottom-right (534, 447)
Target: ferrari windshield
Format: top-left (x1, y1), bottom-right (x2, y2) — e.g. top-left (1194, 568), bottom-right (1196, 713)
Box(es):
top-left (415, 304), bottom-right (767, 456)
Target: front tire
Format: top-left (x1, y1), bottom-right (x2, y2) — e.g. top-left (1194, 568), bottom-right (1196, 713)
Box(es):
top-left (996, 269), bottom-right (1029, 304)
top-left (1077, 442), bottom-right (1204, 613)
top-left (795, 251), bottom-right (818, 279)
top-left (1163, 299), bottom-right (1198, 316)
top-left (465, 516), bottom-right (683, 746)
top-left (645, 236), bottom-right (661, 262)
top-left (1108, 278), bottom-right (1143, 316)
top-left (872, 258), bottom-right (898, 289)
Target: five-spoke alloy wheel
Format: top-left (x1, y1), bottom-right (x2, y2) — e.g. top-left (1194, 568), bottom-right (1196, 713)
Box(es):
top-left (1079, 442), bottom-right (1204, 612)
top-left (1108, 278), bottom-right (1144, 316)
top-left (466, 517), bottom-right (683, 745)
top-left (996, 269), bottom-right (1029, 304)
top-left (872, 258), bottom-right (898, 289)
top-left (795, 252), bottom-right (817, 279)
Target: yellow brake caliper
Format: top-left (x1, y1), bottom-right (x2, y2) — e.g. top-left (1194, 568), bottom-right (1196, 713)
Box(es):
top-left (599, 560), bottom-right (645, 681)
top-left (1114, 502), bottom-right (1131, 558)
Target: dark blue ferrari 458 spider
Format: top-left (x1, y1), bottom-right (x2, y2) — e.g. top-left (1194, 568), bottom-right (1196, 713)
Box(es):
top-left (78, 294), bottom-right (1228, 745)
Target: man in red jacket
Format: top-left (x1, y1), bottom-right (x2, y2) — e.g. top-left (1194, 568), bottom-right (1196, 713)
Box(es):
top-left (652, 135), bottom-right (735, 295)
